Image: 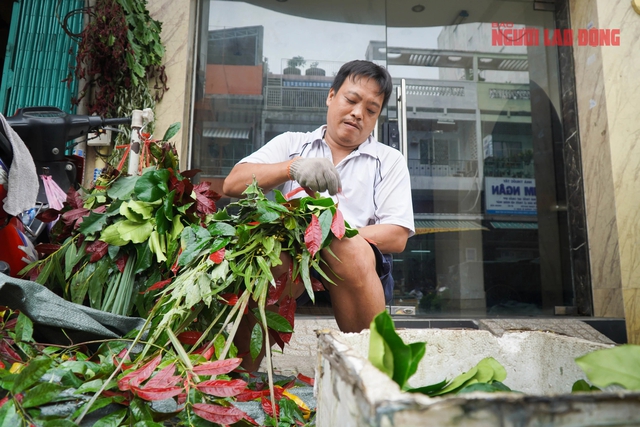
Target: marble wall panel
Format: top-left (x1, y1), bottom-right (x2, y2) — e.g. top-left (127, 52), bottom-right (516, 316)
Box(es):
top-left (570, 0), bottom-right (624, 318)
top-left (147, 0), bottom-right (197, 167)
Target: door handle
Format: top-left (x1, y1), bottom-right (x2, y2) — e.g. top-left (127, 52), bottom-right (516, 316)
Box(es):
top-left (396, 79), bottom-right (408, 163)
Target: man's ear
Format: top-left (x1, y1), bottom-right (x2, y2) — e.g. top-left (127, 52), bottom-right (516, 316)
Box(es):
top-left (326, 88), bottom-right (335, 107)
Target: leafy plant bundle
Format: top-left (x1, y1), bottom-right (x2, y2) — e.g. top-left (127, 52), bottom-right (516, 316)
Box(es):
top-left (9, 133), bottom-right (354, 425)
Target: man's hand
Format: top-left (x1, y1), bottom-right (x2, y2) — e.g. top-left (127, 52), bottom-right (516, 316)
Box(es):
top-left (289, 158), bottom-right (342, 195)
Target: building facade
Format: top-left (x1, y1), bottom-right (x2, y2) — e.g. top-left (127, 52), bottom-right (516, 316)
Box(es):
top-left (148, 0), bottom-right (638, 341)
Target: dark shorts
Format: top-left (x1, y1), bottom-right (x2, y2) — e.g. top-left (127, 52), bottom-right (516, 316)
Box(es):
top-left (296, 243), bottom-right (394, 306)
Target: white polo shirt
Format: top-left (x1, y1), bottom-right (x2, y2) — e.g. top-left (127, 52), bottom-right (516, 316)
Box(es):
top-left (239, 125), bottom-right (415, 237)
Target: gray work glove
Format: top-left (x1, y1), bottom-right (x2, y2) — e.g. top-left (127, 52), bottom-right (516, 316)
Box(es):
top-left (289, 157), bottom-right (342, 195)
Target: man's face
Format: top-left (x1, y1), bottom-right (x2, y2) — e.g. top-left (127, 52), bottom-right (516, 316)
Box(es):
top-left (325, 76), bottom-right (384, 151)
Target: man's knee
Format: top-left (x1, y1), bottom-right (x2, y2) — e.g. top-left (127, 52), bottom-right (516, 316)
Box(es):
top-left (322, 235), bottom-right (377, 282)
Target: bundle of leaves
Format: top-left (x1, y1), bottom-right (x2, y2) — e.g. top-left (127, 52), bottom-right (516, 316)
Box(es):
top-left (11, 134), bottom-right (354, 425)
top-left (0, 307), bottom-right (316, 426)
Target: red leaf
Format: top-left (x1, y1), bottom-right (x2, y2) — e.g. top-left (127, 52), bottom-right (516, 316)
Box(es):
top-left (278, 296), bottom-right (296, 344)
top-left (36, 208), bottom-right (61, 223)
top-left (146, 278), bottom-right (172, 292)
top-left (209, 248), bottom-right (225, 264)
top-left (0, 396), bottom-right (8, 408)
top-left (219, 293), bottom-right (239, 306)
top-left (85, 240), bottom-right (108, 263)
top-left (192, 358), bottom-right (242, 376)
top-left (284, 186), bottom-right (305, 200)
top-left (132, 385), bottom-right (182, 401)
top-left (177, 331), bottom-right (202, 346)
top-left (115, 255), bottom-right (128, 274)
top-left (268, 328), bottom-right (286, 351)
top-left (118, 355), bottom-right (162, 391)
top-left (304, 214), bottom-right (322, 257)
top-left (34, 243), bottom-right (62, 256)
top-left (171, 248), bottom-right (182, 275)
top-left (180, 169), bottom-right (201, 179)
top-left (297, 373), bottom-right (315, 386)
top-left (67, 187), bottom-right (84, 209)
top-left (194, 182), bottom-right (221, 216)
top-left (261, 397), bottom-right (280, 418)
top-left (236, 389), bottom-right (269, 402)
top-left (193, 345), bottom-right (215, 361)
top-left (0, 341), bottom-right (22, 364)
top-left (145, 363), bottom-right (182, 389)
top-left (330, 209), bottom-right (345, 239)
top-left (266, 272), bottom-right (288, 306)
top-left (0, 360), bottom-right (4, 369)
top-left (196, 379), bottom-right (247, 397)
top-left (61, 207), bottom-right (89, 226)
top-left (311, 277), bottom-right (324, 291)
top-left (192, 403), bottom-right (246, 425)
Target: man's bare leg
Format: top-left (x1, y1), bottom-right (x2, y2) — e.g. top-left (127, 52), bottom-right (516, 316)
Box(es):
top-left (320, 235), bottom-right (385, 332)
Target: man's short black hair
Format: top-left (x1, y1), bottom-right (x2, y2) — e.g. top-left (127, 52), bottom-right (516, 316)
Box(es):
top-left (331, 60), bottom-right (393, 109)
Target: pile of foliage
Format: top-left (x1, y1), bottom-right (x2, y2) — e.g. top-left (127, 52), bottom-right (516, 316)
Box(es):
top-left (368, 311), bottom-right (640, 396)
top-left (0, 129), bottom-right (354, 425)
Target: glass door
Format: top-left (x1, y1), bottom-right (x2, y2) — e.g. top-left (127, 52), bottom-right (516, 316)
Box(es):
top-left (385, 1), bottom-right (571, 316)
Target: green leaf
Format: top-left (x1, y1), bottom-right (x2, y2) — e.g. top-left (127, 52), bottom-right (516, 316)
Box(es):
top-left (148, 230), bottom-right (167, 263)
top-left (93, 407), bottom-right (127, 427)
top-left (318, 209), bottom-right (333, 245)
top-left (575, 344), bottom-right (640, 390)
top-left (250, 324), bottom-right (263, 361)
top-left (273, 190), bottom-right (287, 204)
top-left (118, 220), bottom-right (154, 243)
top-left (406, 378), bottom-right (448, 395)
top-left (207, 222), bottom-right (236, 237)
top-left (433, 366), bottom-right (479, 396)
top-left (368, 311), bottom-right (397, 379)
top-left (155, 206), bottom-right (170, 235)
top-left (21, 382), bottom-right (67, 408)
top-left (100, 223), bottom-right (128, 246)
top-left (107, 175), bottom-right (140, 200)
top-left (134, 169), bottom-right (170, 202)
top-left (255, 200), bottom-right (280, 223)
top-left (299, 251), bottom-right (314, 303)
top-left (477, 357), bottom-right (507, 382)
top-left (368, 311), bottom-right (425, 390)
top-left (253, 310), bottom-right (293, 333)
top-left (78, 212), bottom-right (108, 235)
top-left (12, 356), bottom-right (53, 394)
top-left (162, 122), bottom-right (181, 141)
top-left (572, 379), bottom-right (600, 392)
top-left (0, 400), bottom-right (20, 427)
top-left (127, 200), bottom-right (154, 220)
top-left (14, 312), bottom-right (34, 343)
top-left (134, 242), bottom-right (154, 274)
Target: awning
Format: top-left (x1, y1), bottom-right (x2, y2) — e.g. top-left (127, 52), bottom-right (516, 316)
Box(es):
top-left (203, 127), bottom-right (251, 139)
top-left (414, 220), bottom-right (487, 235)
top-left (490, 221), bottom-right (538, 230)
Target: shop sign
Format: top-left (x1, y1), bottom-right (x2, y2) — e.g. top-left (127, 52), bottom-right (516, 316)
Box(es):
top-left (485, 177), bottom-right (537, 215)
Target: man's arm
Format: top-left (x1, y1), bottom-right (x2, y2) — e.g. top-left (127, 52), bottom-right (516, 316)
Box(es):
top-left (357, 224), bottom-right (410, 254)
top-left (222, 161), bottom-right (292, 198)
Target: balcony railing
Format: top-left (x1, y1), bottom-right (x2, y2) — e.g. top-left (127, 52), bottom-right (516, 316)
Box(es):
top-left (408, 159), bottom-right (477, 177)
top-left (484, 159), bottom-right (534, 178)
top-left (265, 86), bottom-right (329, 110)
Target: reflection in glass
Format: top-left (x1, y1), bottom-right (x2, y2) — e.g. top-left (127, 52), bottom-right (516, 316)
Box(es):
top-left (192, 0), bottom-right (573, 319)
